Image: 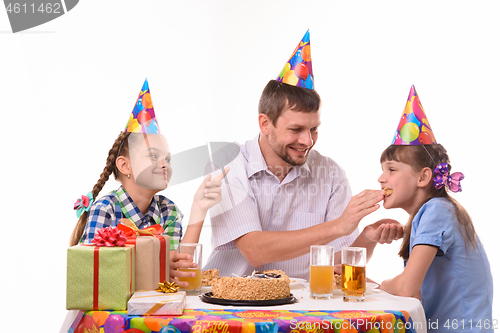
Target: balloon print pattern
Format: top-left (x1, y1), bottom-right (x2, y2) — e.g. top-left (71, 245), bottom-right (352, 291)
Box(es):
top-left (276, 30), bottom-right (315, 90)
top-left (125, 79), bottom-right (161, 134)
top-left (391, 85), bottom-right (437, 145)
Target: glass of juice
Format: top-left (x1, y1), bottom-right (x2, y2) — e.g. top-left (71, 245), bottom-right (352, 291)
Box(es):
top-left (177, 243), bottom-right (202, 295)
top-left (309, 245), bottom-right (334, 299)
top-left (341, 247), bottom-right (366, 302)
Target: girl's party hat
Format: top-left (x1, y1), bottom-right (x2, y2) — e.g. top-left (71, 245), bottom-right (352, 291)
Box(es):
top-left (391, 85), bottom-right (437, 145)
top-left (125, 79), bottom-right (160, 134)
top-left (276, 30), bottom-right (314, 90)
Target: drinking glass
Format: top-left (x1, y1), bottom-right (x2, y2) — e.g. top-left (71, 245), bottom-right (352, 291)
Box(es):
top-left (177, 243), bottom-right (202, 295)
top-left (341, 247), bottom-right (366, 302)
top-left (309, 245), bottom-right (335, 299)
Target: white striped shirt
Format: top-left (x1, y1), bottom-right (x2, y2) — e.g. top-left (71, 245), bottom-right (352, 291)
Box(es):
top-left (204, 135), bottom-right (358, 280)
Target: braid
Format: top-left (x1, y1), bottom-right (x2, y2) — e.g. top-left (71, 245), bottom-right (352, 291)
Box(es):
top-left (69, 131), bottom-right (130, 246)
top-left (433, 144), bottom-right (450, 168)
top-left (93, 131), bottom-right (130, 195)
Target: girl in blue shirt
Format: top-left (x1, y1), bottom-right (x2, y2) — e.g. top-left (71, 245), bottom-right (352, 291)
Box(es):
top-left (378, 143), bottom-right (493, 332)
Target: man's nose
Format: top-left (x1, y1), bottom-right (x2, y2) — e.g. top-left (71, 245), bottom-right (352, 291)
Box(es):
top-left (298, 130), bottom-right (313, 146)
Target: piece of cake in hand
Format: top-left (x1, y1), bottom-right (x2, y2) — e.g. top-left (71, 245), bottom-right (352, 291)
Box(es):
top-left (334, 273), bottom-right (342, 289)
top-left (211, 270), bottom-right (290, 300)
top-left (201, 269), bottom-right (220, 286)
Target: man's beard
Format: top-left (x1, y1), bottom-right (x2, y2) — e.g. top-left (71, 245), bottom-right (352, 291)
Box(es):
top-left (269, 139), bottom-right (310, 166)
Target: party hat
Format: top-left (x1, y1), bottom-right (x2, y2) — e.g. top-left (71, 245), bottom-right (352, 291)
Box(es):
top-left (124, 79), bottom-right (161, 134)
top-left (276, 30), bottom-right (314, 90)
top-left (391, 85), bottom-right (436, 145)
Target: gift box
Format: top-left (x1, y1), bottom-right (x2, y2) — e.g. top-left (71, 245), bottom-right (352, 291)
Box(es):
top-left (128, 235), bottom-right (170, 290)
top-left (127, 290), bottom-right (186, 316)
top-left (117, 220), bottom-right (170, 291)
top-left (66, 245), bottom-right (135, 310)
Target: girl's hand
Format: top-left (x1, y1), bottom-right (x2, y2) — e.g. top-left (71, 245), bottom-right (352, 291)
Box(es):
top-left (192, 167), bottom-right (230, 214)
top-left (363, 219), bottom-right (404, 244)
top-left (170, 252), bottom-right (197, 287)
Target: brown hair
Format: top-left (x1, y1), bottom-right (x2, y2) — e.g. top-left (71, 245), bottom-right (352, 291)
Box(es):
top-left (69, 131), bottom-right (131, 246)
top-left (258, 80), bottom-right (321, 126)
top-left (380, 144), bottom-right (476, 260)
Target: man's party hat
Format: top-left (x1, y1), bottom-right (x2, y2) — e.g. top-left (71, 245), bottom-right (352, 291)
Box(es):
top-left (392, 85), bottom-right (436, 145)
top-left (276, 30), bottom-right (314, 90)
top-left (125, 79), bottom-right (160, 134)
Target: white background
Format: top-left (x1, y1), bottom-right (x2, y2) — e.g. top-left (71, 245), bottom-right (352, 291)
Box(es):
top-left (1, 0), bottom-right (498, 330)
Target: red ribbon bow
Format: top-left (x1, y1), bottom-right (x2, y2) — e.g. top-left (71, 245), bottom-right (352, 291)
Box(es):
top-left (91, 227), bottom-right (128, 247)
top-left (117, 219), bottom-right (164, 238)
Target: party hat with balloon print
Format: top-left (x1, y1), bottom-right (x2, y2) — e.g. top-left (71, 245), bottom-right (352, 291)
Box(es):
top-left (276, 30), bottom-right (314, 90)
top-left (391, 85), bottom-right (437, 145)
top-left (125, 79), bottom-right (161, 134)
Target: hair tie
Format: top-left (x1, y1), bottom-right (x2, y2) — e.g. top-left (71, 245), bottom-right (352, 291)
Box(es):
top-left (74, 192), bottom-right (94, 218)
top-left (433, 163), bottom-right (464, 193)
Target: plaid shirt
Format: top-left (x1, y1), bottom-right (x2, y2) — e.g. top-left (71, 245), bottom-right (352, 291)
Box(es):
top-left (80, 186), bottom-right (183, 250)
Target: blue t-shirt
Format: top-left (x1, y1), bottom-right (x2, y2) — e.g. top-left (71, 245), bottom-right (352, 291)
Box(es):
top-left (410, 198), bottom-right (493, 332)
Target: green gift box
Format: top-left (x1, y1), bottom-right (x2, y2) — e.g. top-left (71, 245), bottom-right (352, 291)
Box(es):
top-left (66, 245), bottom-right (135, 310)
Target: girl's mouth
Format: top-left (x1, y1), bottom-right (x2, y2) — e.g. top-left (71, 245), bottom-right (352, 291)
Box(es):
top-left (154, 171), bottom-right (168, 177)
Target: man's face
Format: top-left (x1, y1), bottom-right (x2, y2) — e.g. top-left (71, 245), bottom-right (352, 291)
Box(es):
top-left (129, 133), bottom-right (172, 190)
top-left (267, 108), bottom-right (320, 166)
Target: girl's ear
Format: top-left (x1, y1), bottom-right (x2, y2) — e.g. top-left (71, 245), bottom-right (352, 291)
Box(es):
top-left (116, 155), bottom-right (132, 177)
top-left (258, 113), bottom-right (271, 135)
top-left (418, 167), bottom-right (433, 188)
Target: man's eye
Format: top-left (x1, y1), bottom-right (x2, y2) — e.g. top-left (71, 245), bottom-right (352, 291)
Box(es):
top-left (165, 158), bottom-right (171, 163)
top-left (149, 154), bottom-right (158, 160)
top-left (290, 128), bottom-right (300, 132)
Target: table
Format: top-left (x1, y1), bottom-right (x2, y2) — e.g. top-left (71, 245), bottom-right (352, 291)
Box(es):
top-left (61, 284), bottom-right (427, 333)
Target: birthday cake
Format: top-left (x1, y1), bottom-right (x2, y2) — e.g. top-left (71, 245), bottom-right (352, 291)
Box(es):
top-left (201, 269), bottom-right (220, 286)
top-left (211, 270), bottom-right (290, 300)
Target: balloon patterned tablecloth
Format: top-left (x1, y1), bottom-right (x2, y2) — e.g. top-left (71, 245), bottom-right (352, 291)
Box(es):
top-left (63, 285), bottom-right (427, 333)
top-left (68, 308), bottom-right (419, 333)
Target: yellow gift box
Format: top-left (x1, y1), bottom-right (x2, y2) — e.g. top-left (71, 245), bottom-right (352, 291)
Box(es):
top-left (127, 290), bottom-right (186, 316)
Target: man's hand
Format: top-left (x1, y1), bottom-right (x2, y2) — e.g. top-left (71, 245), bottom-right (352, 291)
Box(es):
top-left (363, 219), bottom-right (404, 244)
top-left (337, 190), bottom-right (385, 235)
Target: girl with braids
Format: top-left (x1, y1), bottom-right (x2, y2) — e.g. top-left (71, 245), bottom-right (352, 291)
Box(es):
top-left (70, 80), bottom-right (229, 285)
top-left (378, 87), bottom-right (492, 332)
top-left (69, 131), bottom-right (131, 247)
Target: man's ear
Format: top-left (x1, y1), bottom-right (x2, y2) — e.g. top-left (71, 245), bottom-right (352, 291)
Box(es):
top-left (418, 167), bottom-right (433, 188)
top-left (258, 113), bottom-right (271, 135)
top-left (116, 156), bottom-right (131, 177)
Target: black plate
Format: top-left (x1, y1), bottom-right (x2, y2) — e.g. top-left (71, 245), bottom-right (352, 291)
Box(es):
top-left (200, 292), bottom-right (297, 306)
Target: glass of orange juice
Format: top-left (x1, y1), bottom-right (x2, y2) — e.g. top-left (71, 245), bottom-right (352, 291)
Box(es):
top-left (177, 243), bottom-right (202, 295)
top-left (341, 247), bottom-right (366, 302)
top-left (309, 245), bottom-right (334, 299)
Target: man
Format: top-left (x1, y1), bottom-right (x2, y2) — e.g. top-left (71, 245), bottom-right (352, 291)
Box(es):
top-left (204, 31), bottom-right (402, 279)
